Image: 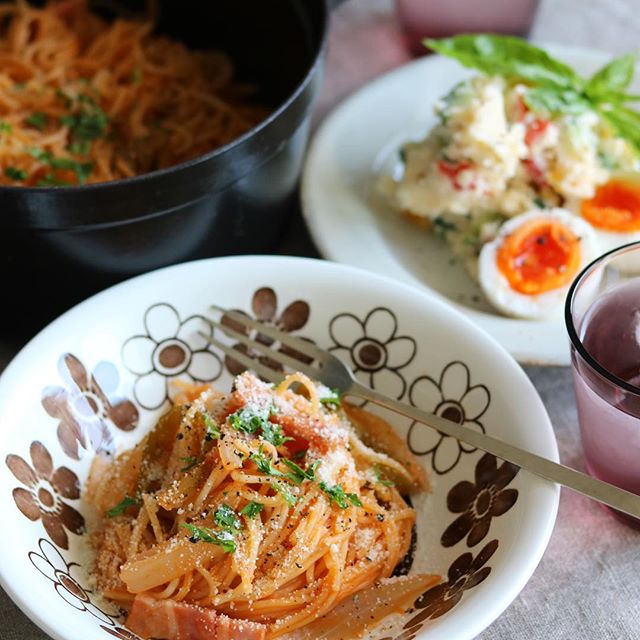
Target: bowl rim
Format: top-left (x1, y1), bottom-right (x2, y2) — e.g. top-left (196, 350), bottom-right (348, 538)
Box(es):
top-left (0, 254), bottom-right (560, 640)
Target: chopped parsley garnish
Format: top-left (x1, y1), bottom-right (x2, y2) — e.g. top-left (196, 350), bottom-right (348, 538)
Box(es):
top-left (28, 147), bottom-right (93, 185)
top-left (291, 449), bottom-right (307, 461)
top-left (179, 456), bottom-right (199, 472)
top-left (181, 523), bottom-right (236, 553)
top-left (0, 121), bottom-right (12, 134)
top-left (106, 495), bottom-right (140, 518)
top-left (372, 464), bottom-right (395, 487)
top-left (214, 504), bottom-right (242, 532)
top-left (26, 112), bottom-right (47, 130)
top-left (59, 94), bottom-right (109, 143)
top-left (36, 174), bottom-right (71, 187)
top-left (202, 412), bottom-right (221, 441)
top-left (228, 407), bottom-right (267, 434)
top-left (249, 446), bottom-right (287, 478)
top-left (4, 167), bottom-right (26, 181)
top-left (69, 140), bottom-right (90, 156)
top-left (261, 421), bottom-right (292, 447)
top-left (282, 459), bottom-right (320, 484)
top-left (55, 88), bottom-right (73, 108)
top-left (319, 482), bottom-right (362, 509)
top-left (319, 388), bottom-right (341, 409)
top-left (131, 68), bottom-right (143, 84)
top-left (250, 446), bottom-right (317, 487)
top-left (241, 501), bottom-right (264, 518)
top-left (271, 481), bottom-right (298, 506)
top-left (181, 505), bottom-right (243, 553)
top-left (228, 405), bottom-right (292, 447)
top-left (433, 216), bottom-right (458, 236)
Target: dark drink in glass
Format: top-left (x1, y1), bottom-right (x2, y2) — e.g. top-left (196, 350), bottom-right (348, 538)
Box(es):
top-left (567, 244), bottom-right (640, 526)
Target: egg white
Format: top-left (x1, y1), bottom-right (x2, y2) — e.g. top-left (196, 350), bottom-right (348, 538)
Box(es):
top-left (478, 208), bottom-right (600, 319)
top-left (569, 196), bottom-right (640, 255)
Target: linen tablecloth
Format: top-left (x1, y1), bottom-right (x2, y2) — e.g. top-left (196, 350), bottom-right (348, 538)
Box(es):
top-left (2, 1), bottom-right (640, 638)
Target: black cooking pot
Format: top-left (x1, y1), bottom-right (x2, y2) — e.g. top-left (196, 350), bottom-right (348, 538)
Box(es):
top-left (1, 0), bottom-right (332, 337)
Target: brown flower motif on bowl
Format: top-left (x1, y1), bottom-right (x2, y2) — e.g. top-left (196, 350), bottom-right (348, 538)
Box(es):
top-left (41, 354), bottom-right (139, 460)
top-left (220, 287), bottom-right (312, 375)
top-left (408, 361), bottom-right (490, 474)
top-left (441, 453), bottom-right (519, 548)
top-left (29, 538), bottom-right (115, 624)
top-left (101, 625), bottom-right (143, 639)
top-left (6, 441), bottom-right (84, 550)
top-left (400, 539), bottom-right (499, 637)
top-left (121, 303), bottom-right (222, 410)
top-left (328, 307), bottom-right (416, 401)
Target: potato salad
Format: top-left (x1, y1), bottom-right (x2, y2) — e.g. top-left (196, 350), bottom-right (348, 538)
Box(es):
top-left (382, 35), bottom-right (640, 319)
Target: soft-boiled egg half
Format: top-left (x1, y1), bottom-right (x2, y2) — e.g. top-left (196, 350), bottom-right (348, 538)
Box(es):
top-left (579, 174), bottom-right (640, 254)
top-left (478, 208), bottom-right (600, 319)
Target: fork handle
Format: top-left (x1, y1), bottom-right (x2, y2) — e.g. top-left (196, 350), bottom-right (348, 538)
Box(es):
top-left (349, 381), bottom-right (640, 520)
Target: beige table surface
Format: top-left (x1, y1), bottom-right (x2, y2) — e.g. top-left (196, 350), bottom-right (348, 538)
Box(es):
top-left (2, 1), bottom-right (640, 638)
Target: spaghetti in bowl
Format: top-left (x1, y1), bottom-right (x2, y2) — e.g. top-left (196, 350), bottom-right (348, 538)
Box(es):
top-left (0, 255), bottom-right (558, 640)
top-left (89, 371), bottom-right (435, 639)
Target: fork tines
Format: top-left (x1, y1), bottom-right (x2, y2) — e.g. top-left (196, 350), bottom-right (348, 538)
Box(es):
top-left (199, 305), bottom-right (325, 383)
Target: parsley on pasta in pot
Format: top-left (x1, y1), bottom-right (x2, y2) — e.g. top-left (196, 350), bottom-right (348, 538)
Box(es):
top-left (0, 0), bottom-right (267, 186)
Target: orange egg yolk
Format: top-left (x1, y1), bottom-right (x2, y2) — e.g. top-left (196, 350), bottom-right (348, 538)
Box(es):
top-left (496, 219), bottom-right (582, 295)
top-left (581, 178), bottom-right (640, 232)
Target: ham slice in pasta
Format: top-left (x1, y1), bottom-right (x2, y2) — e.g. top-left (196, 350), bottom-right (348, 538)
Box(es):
top-left (126, 595), bottom-right (267, 640)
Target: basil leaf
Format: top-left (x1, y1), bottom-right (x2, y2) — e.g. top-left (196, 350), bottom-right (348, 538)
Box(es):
top-left (424, 35), bottom-right (582, 90)
top-left (599, 105), bottom-right (640, 153)
top-left (523, 87), bottom-right (591, 116)
top-left (586, 54), bottom-right (637, 98)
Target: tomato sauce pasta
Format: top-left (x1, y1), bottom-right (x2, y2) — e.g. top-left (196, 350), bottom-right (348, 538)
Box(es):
top-left (87, 371), bottom-right (437, 640)
top-left (0, 0), bottom-right (266, 186)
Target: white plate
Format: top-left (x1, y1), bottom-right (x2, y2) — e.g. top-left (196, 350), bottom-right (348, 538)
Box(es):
top-left (0, 256), bottom-right (558, 640)
top-left (302, 44), bottom-right (623, 366)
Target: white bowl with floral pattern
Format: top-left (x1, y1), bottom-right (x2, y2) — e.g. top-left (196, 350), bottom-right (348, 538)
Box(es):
top-left (0, 256), bottom-right (559, 640)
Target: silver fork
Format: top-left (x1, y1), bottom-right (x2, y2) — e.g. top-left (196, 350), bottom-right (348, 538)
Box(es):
top-left (200, 304), bottom-right (640, 520)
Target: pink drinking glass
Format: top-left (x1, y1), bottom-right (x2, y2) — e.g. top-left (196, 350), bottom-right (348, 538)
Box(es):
top-left (395, 0), bottom-right (540, 56)
top-left (565, 242), bottom-right (640, 526)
